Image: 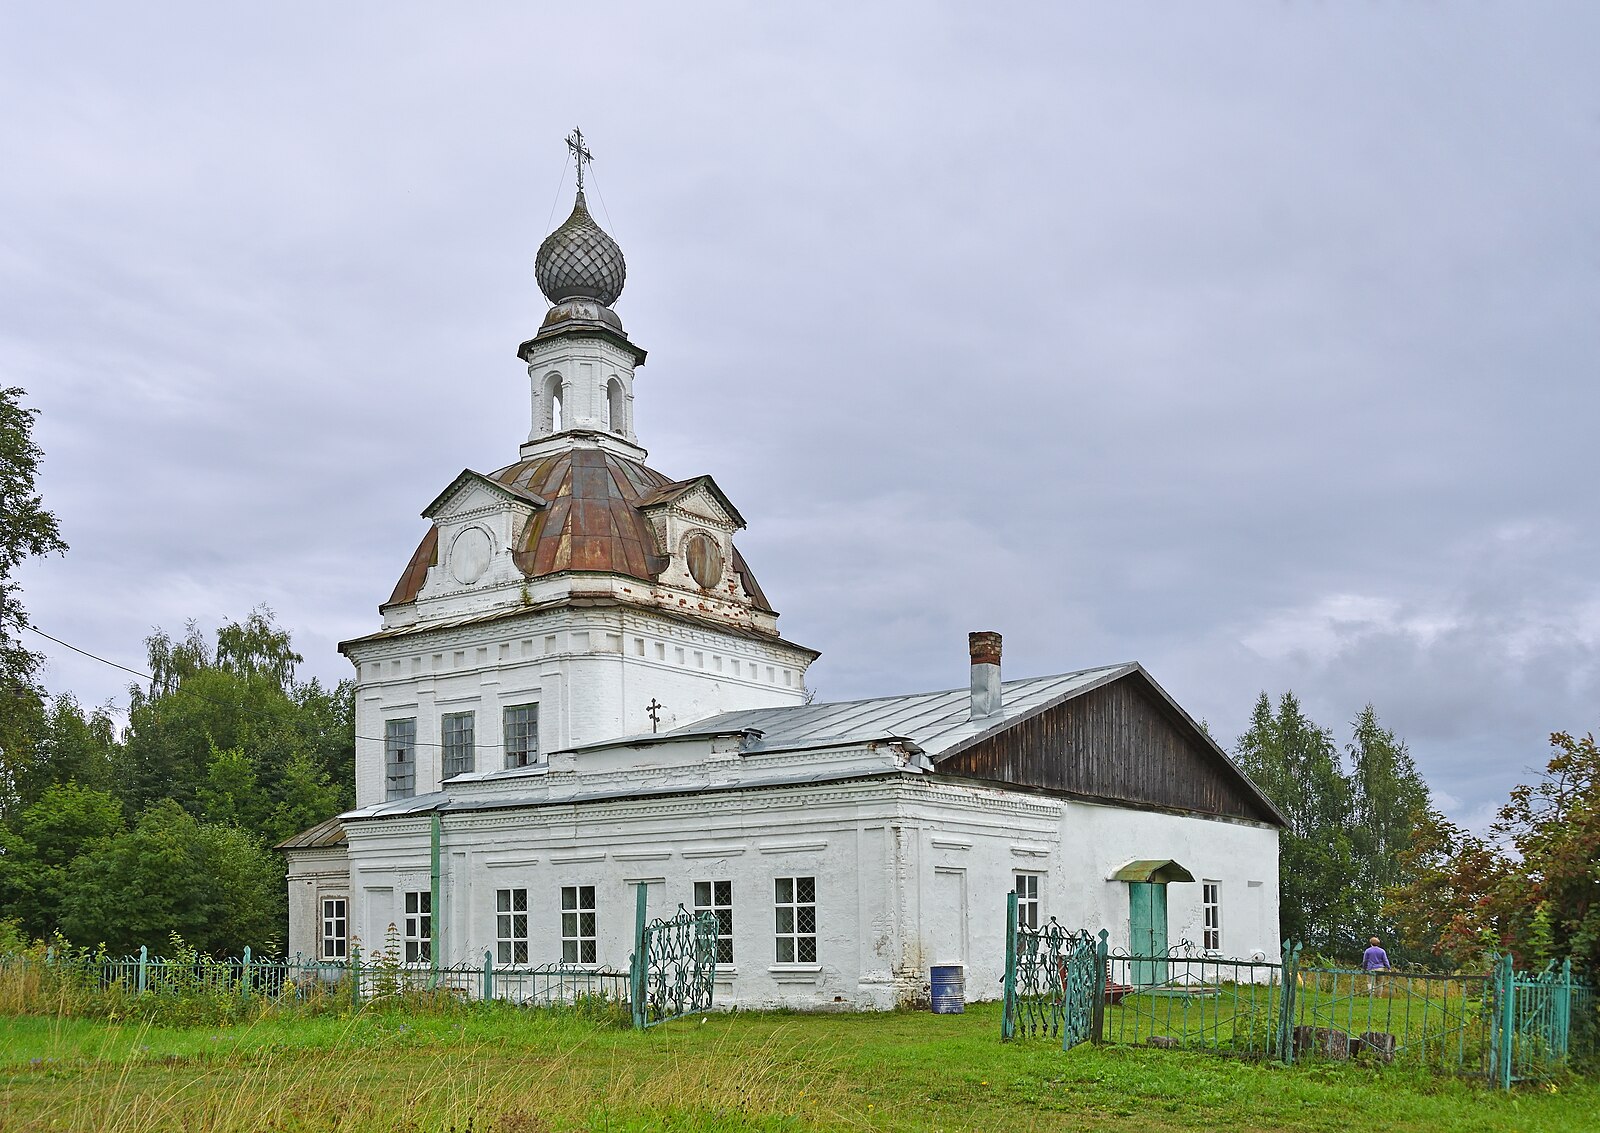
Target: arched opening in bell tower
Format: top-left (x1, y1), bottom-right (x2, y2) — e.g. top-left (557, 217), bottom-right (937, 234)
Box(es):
top-left (543, 371), bottom-right (564, 433)
top-left (605, 377), bottom-right (625, 435)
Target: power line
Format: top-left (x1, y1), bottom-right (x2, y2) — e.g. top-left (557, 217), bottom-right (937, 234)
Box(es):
top-left (24, 623), bottom-right (517, 753)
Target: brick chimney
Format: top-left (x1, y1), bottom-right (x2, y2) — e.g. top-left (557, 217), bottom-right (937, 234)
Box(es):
top-left (968, 631), bottom-right (1002, 719)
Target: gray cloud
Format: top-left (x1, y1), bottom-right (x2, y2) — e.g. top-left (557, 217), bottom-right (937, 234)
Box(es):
top-left (5, 3), bottom-right (1598, 830)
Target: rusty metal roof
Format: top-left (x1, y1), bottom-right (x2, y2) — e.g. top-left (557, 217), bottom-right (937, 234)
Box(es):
top-left (273, 814), bottom-right (346, 851)
top-left (385, 448), bottom-right (774, 613)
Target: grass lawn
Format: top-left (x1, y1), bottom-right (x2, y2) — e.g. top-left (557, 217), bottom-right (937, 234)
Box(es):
top-left (0, 1001), bottom-right (1592, 1132)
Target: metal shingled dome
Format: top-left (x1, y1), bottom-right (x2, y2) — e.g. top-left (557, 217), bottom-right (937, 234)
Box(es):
top-left (534, 191), bottom-right (626, 306)
top-left (386, 449), bottom-right (773, 613)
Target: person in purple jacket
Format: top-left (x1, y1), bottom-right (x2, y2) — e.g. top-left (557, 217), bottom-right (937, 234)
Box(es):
top-left (1363, 936), bottom-right (1391, 996)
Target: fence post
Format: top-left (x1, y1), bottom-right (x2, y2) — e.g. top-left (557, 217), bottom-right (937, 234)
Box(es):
top-left (137, 945), bottom-right (148, 994)
top-left (630, 881), bottom-right (648, 1030)
top-left (482, 949), bottom-right (493, 1001)
top-left (350, 942), bottom-right (362, 1009)
top-left (430, 812), bottom-right (442, 989)
top-left (241, 946), bottom-right (252, 1000)
top-left (1001, 891), bottom-right (1018, 1041)
top-left (1276, 942), bottom-right (1299, 1065)
top-left (1497, 952), bottom-right (1516, 1091)
top-left (1092, 929), bottom-right (1109, 1044)
top-left (1555, 958), bottom-right (1572, 1062)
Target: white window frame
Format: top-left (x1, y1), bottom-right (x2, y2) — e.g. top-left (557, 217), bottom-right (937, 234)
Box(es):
top-left (385, 717), bottom-right (416, 799)
top-left (561, 885), bottom-right (597, 964)
top-left (496, 888), bottom-right (528, 965)
top-left (694, 879), bottom-right (734, 964)
top-left (1014, 873), bottom-right (1042, 930)
top-left (503, 703), bottom-right (540, 769)
top-left (321, 896), bottom-right (347, 960)
top-left (1202, 880), bottom-right (1222, 952)
top-left (774, 876), bottom-right (817, 964)
top-left (441, 711), bottom-right (474, 778)
top-left (404, 890), bottom-right (432, 964)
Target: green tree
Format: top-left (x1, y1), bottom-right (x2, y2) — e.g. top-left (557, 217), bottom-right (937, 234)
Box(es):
top-left (1346, 704), bottom-right (1433, 960)
top-left (0, 386), bottom-right (67, 820)
top-left (1234, 691), bottom-right (1358, 954)
top-left (1491, 731), bottom-right (1600, 972)
top-left (5, 694), bottom-right (119, 813)
top-left (1, 783), bottom-right (124, 936)
top-left (1384, 807), bottom-right (1508, 968)
top-left (59, 800), bottom-right (282, 955)
top-left (265, 749), bottom-right (341, 846)
top-left (118, 609), bottom-right (349, 827)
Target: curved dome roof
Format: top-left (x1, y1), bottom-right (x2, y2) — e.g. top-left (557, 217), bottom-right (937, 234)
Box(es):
top-left (387, 448), bottom-right (771, 612)
top-left (535, 192), bottom-right (626, 307)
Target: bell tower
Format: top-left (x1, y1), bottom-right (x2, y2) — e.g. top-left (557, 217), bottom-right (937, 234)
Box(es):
top-left (518, 129), bottom-right (648, 462)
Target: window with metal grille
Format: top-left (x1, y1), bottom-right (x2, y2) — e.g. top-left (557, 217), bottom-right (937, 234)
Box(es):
top-left (561, 885), bottom-right (597, 963)
top-left (774, 876), bottom-right (817, 963)
top-left (1203, 881), bottom-right (1221, 952)
top-left (496, 888), bottom-right (528, 964)
top-left (404, 891), bottom-right (432, 963)
top-left (321, 897), bottom-right (347, 959)
top-left (441, 712), bottom-right (474, 778)
top-left (503, 704), bottom-right (540, 768)
top-left (1014, 873), bottom-right (1041, 930)
top-left (694, 880), bottom-right (734, 964)
top-left (385, 718), bottom-right (416, 798)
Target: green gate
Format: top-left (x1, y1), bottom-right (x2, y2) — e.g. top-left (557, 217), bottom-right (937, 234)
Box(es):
top-left (1000, 892), bottom-right (1105, 1049)
top-left (1490, 956), bottom-right (1586, 1087)
top-left (628, 886), bottom-right (718, 1029)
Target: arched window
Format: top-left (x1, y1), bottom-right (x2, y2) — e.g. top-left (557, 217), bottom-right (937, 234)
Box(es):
top-left (544, 372), bottom-right (563, 433)
top-left (605, 377), bottom-right (625, 435)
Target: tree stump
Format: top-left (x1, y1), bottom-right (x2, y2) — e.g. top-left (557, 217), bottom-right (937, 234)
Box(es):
top-left (1358, 1032), bottom-right (1397, 1063)
top-left (1293, 1025), bottom-right (1350, 1060)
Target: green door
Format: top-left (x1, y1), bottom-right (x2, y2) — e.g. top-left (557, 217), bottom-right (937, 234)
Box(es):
top-left (1128, 882), bottom-right (1169, 984)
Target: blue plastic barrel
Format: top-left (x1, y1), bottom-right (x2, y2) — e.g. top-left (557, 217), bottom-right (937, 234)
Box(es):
top-left (929, 965), bottom-right (965, 1014)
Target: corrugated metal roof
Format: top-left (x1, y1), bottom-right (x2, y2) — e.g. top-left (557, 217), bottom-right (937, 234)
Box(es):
top-left (273, 814), bottom-right (347, 850)
top-left (656, 665), bottom-right (1135, 759)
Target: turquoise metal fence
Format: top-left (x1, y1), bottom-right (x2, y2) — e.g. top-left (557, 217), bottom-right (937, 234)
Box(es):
top-left (628, 888), bottom-right (718, 1029)
top-left (1488, 956), bottom-right (1594, 1087)
top-left (999, 894), bottom-right (1103, 1047)
top-left (5, 945), bottom-right (629, 1012)
top-left (996, 896), bottom-right (1593, 1091)
top-left (1100, 942), bottom-right (1298, 1061)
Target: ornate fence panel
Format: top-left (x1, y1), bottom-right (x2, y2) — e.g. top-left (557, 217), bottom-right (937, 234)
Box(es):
top-left (1489, 956), bottom-right (1594, 1087)
top-left (1000, 893), bottom-right (1102, 1048)
top-left (628, 888), bottom-right (718, 1029)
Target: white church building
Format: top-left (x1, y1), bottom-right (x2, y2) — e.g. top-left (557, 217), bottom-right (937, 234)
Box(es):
top-left (281, 144), bottom-right (1284, 1008)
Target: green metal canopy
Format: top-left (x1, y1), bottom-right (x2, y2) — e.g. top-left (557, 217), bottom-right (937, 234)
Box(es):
top-left (1110, 859), bottom-right (1196, 884)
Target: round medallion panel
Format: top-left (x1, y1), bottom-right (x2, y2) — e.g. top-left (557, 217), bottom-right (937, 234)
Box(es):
top-left (685, 532), bottom-right (724, 589)
top-left (448, 526), bottom-right (494, 586)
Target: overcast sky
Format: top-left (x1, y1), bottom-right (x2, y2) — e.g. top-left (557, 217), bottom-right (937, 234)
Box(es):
top-left (5, 3), bottom-right (1597, 831)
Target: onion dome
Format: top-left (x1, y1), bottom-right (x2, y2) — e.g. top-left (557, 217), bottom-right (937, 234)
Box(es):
top-left (535, 191), bottom-right (626, 307)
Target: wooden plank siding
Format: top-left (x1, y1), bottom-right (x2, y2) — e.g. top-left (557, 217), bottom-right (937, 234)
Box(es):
top-left (937, 673), bottom-right (1280, 825)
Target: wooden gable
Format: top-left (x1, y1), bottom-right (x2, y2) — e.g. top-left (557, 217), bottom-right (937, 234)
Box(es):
top-left (937, 671), bottom-right (1282, 825)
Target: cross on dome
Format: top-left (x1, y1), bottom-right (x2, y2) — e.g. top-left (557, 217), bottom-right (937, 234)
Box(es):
top-left (535, 129), bottom-right (626, 308)
top-left (566, 127), bottom-right (593, 193)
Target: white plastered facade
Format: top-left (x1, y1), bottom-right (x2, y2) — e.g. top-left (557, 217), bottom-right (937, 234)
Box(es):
top-left (292, 733), bottom-right (1280, 1007)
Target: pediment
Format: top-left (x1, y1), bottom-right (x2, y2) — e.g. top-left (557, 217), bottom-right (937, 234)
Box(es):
top-left (422, 469), bottom-right (547, 523)
top-left (636, 475), bottom-right (745, 530)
